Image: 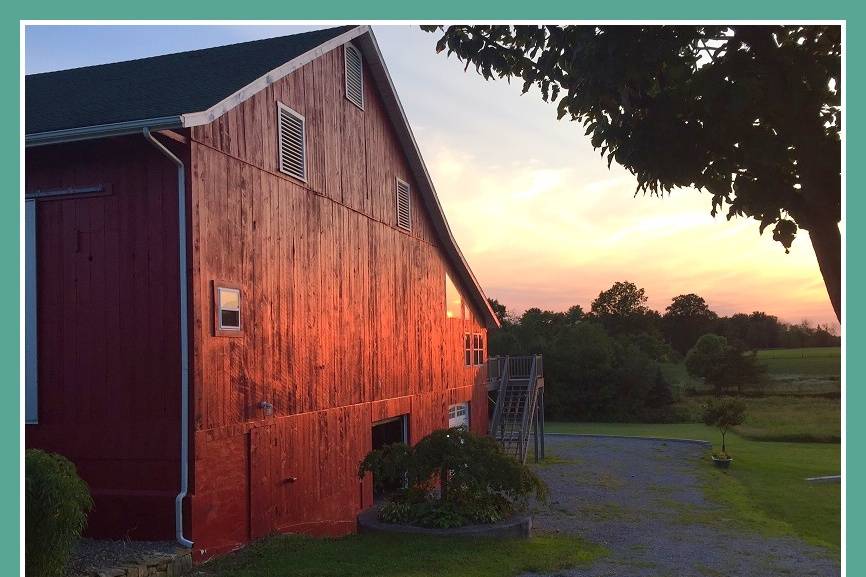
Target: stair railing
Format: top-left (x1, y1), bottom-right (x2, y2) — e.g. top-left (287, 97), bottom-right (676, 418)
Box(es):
top-left (488, 357), bottom-right (510, 436)
top-left (517, 355), bottom-right (540, 462)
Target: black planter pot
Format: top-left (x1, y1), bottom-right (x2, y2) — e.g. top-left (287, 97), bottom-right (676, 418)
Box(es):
top-left (712, 455), bottom-right (733, 469)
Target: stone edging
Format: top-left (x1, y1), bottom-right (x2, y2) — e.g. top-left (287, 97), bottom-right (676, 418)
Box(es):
top-left (70, 550), bottom-right (193, 577)
top-left (357, 507), bottom-right (532, 538)
top-left (805, 475), bottom-right (841, 483)
top-left (546, 432), bottom-right (712, 447)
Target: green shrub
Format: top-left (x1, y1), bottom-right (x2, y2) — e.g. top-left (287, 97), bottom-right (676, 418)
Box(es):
top-left (26, 449), bottom-right (93, 577)
top-left (359, 428), bottom-right (546, 528)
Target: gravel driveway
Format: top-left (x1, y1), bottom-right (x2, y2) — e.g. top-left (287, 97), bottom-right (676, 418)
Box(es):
top-left (525, 435), bottom-right (839, 577)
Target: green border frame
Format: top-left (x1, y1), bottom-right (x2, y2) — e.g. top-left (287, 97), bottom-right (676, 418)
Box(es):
top-left (6, 4), bottom-right (858, 575)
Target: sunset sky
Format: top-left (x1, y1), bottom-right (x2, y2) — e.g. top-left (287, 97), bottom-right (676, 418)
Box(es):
top-left (25, 24), bottom-right (840, 328)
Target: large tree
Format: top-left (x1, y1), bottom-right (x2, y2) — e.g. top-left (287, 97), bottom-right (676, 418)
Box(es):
top-left (663, 293), bottom-right (718, 355)
top-left (590, 280), bottom-right (658, 335)
top-left (423, 25), bottom-right (841, 320)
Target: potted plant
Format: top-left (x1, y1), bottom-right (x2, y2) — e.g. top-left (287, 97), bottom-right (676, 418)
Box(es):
top-left (701, 398), bottom-right (746, 468)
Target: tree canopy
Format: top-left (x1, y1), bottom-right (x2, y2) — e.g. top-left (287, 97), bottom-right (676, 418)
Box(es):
top-left (685, 333), bottom-right (765, 394)
top-left (422, 25), bottom-right (841, 320)
top-left (663, 293), bottom-right (718, 355)
top-left (590, 280), bottom-right (658, 336)
top-left (486, 281), bottom-right (837, 421)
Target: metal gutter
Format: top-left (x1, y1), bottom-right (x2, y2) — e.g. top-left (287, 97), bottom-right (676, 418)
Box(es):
top-left (26, 116), bottom-right (181, 147)
top-left (142, 128), bottom-right (193, 549)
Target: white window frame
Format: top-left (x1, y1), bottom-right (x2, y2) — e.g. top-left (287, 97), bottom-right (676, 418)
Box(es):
top-left (473, 333), bottom-right (485, 366)
top-left (25, 199), bottom-right (38, 424)
top-left (216, 286), bottom-right (242, 333)
top-left (277, 102), bottom-right (307, 182)
top-left (448, 403), bottom-right (469, 429)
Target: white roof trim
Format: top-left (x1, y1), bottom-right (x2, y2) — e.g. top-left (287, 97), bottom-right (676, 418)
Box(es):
top-left (180, 26), bottom-right (369, 128)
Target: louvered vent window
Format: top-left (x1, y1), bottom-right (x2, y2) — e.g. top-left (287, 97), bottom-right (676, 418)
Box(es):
top-left (345, 43), bottom-right (364, 109)
top-left (277, 103), bottom-right (306, 181)
top-left (396, 178), bottom-right (412, 231)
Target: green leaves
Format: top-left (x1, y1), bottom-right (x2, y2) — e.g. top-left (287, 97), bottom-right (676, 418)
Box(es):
top-left (359, 427), bottom-right (548, 529)
top-left (25, 450), bottom-right (93, 577)
top-left (702, 397), bottom-right (747, 430)
top-left (421, 24), bottom-right (841, 250)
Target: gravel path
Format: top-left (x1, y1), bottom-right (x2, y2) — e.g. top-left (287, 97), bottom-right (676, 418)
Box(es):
top-left (525, 435), bottom-right (839, 577)
top-left (66, 539), bottom-right (177, 575)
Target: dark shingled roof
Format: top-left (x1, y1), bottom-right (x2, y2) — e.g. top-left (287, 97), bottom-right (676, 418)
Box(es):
top-left (26, 25), bottom-right (357, 135)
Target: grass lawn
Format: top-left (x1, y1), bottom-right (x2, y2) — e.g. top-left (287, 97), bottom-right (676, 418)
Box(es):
top-left (547, 421), bottom-right (841, 551)
top-left (674, 395), bottom-right (840, 443)
top-left (755, 347), bottom-right (841, 376)
top-left (197, 532), bottom-right (605, 577)
top-left (663, 346), bottom-right (841, 396)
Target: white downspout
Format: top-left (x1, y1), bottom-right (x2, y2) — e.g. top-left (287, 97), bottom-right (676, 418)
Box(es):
top-left (143, 128), bottom-right (194, 549)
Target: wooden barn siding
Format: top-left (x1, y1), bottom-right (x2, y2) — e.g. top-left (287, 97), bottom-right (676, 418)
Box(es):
top-left (188, 45), bottom-right (488, 555)
top-left (24, 138), bottom-right (184, 539)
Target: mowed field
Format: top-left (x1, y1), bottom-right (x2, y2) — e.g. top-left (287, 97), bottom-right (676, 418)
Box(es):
top-left (756, 346), bottom-right (841, 376)
top-left (662, 346), bottom-right (841, 397)
top-left (674, 395), bottom-right (840, 443)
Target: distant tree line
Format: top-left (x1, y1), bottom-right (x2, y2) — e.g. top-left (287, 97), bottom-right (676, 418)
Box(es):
top-left (488, 281), bottom-right (839, 421)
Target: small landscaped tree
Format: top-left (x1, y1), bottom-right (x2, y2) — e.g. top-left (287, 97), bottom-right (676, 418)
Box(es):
top-left (359, 428), bottom-right (547, 528)
top-left (702, 398), bottom-right (747, 458)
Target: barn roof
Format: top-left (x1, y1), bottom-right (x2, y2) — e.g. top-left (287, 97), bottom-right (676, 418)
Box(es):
top-left (25, 25), bottom-right (500, 329)
top-left (26, 26), bottom-right (356, 135)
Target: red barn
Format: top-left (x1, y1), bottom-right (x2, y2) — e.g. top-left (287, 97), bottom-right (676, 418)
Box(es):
top-left (25, 25), bottom-right (499, 559)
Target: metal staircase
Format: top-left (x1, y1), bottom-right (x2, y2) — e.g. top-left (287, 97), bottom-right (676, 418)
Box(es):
top-left (487, 355), bottom-right (545, 464)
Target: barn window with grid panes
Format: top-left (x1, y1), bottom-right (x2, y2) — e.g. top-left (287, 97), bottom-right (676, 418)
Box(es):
top-left (448, 403), bottom-right (469, 428)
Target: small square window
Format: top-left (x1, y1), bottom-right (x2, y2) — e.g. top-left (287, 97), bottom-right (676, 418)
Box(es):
top-left (448, 402), bottom-right (470, 428)
top-left (214, 283), bottom-right (243, 336)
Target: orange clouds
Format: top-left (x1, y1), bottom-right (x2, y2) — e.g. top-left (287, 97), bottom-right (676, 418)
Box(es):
top-left (425, 142), bottom-right (837, 328)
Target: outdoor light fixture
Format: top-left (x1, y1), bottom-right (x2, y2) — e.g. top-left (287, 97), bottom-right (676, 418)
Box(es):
top-left (259, 401), bottom-right (274, 416)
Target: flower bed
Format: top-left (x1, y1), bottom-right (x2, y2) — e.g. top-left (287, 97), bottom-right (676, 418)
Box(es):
top-left (357, 507), bottom-right (532, 538)
top-left (358, 428), bottom-right (546, 531)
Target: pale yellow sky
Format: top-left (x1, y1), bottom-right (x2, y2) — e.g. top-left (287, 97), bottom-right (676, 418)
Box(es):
top-left (425, 136), bottom-right (835, 326)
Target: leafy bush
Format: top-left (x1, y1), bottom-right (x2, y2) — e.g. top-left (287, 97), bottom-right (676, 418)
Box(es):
top-left (359, 428), bottom-right (546, 528)
top-left (25, 449), bottom-right (93, 577)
